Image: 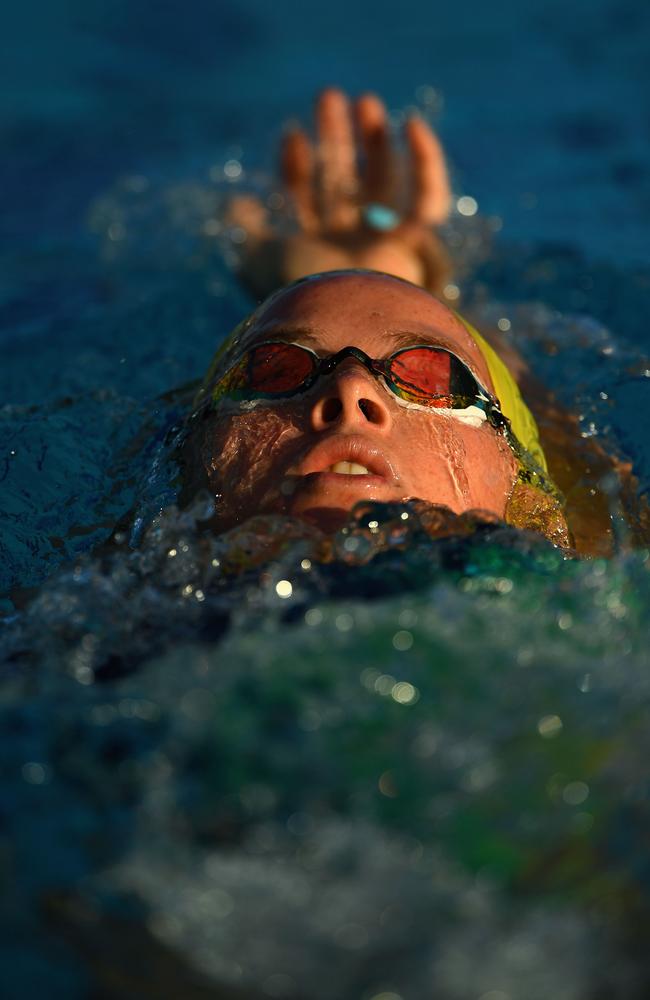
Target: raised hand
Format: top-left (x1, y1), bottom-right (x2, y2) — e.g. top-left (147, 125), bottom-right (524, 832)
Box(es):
top-left (226, 88), bottom-right (452, 298)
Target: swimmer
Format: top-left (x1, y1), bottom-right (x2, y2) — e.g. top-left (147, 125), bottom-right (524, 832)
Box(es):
top-left (179, 89), bottom-right (647, 555)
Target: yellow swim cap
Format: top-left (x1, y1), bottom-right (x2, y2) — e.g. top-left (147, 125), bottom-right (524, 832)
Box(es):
top-left (455, 313), bottom-right (548, 473)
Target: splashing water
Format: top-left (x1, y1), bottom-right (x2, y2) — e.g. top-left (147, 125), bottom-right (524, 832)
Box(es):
top-left (3, 483), bottom-right (650, 998)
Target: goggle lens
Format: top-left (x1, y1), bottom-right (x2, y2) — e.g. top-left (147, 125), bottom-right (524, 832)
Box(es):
top-left (247, 342), bottom-right (315, 393)
top-left (214, 342), bottom-right (489, 413)
top-left (389, 347), bottom-right (452, 406)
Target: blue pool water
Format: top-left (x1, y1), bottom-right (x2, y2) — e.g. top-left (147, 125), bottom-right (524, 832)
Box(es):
top-left (2, 1), bottom-right (650, 997)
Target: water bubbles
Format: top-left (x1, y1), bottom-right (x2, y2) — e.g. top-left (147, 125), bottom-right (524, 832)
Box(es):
top-left (391, 682), bottom-right (419, 705)
top-left (360, 668), bottom-right (379, 690)
top-left (537, 715), bottom-right (563, 738)
top-left (202, 218), bottom-right (221, 236)
top-left (397, 608), bottom-right (418, 628)
top-left (562, 781), bottom-right (590, 806)
top-left (457, 195), bottom-right (478, 217)
top-left (223, 159), bottom-right (243, 180)
top-left (516, 647), bottom-right (533, 666)
top-left (335, 612), bottom-right (354, 632)
top-left (21, 762), bottom-right (49, 785)
top-left (392, 630), bottom-right (414, 652)
top-left (378, 770), bottom-right (398, 798)
top-left (462, 760), bottom-right (498, 792)
top-left (275, 580), bottom-right (293, 599)
top-left (73, 664), bottom-right (95, 685)
top-left (374, 674), bottom-right (396, 696)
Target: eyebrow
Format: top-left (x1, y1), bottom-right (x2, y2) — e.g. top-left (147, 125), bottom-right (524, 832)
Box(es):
top-left (248, 324), bottom-right (466, 357)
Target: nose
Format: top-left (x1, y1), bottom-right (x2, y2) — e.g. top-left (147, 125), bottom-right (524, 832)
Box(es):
top-left (309, 360), bottom-right (392, 433)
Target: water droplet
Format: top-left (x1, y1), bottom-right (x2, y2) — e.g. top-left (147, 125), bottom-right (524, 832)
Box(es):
top-left (457, 195), bottom-right (478, 216)
top-left (538, 714), bottom-right (563, 738)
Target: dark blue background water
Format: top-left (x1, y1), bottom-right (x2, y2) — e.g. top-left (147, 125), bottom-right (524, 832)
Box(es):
top-left (2, 4), bottom-right (650, 998)
top-left (4, 0), bottom-right (650, 256)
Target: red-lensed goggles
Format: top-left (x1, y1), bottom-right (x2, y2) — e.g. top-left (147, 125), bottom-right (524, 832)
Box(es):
top-left (210, 341), bottom-right (506, 425)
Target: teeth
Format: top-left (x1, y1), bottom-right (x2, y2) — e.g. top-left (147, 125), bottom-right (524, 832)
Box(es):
top-left (329, 461), bottom-right (370, 475)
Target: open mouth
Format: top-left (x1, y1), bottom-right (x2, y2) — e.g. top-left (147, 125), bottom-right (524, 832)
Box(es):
top-left (295, 435), bottom-right (397, 483)
top-left (327, 461), bottom-right (372, 475)
top-left (277, 435), bottom-right (401, 525)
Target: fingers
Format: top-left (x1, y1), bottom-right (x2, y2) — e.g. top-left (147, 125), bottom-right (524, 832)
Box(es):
top-left (405, 116), bottom-right (451, 225)
top-left (280, 90), bottom-right (452, 237)
top-left (280, 127), bottom-right (319, 232)
top-left (314, 88), bottom-right (359, 230)
top-left (355, 92), bottom-right (395, 207)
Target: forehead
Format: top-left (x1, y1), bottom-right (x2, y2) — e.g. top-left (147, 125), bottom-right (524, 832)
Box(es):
top-left (239, 273), bottom-right (494, 389)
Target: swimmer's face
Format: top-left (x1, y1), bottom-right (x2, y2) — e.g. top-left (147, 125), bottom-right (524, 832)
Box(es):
top-left (186, 272), bottom-right (518, 531)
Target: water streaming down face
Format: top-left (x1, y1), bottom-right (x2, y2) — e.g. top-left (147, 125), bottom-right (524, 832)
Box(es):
top-left (427, 411), bottom-right (472, 508)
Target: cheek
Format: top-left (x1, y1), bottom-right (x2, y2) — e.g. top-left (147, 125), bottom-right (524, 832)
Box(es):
top-left (404, 417), bottom-right (471, 506)
top-left (457, 428), bottom-right (518, 514)
top-left (198, 408), bottom-right (304, 519)
top-left (398, 416), bottom-right (516, 515)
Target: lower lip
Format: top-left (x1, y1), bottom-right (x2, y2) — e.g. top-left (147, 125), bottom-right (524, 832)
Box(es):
top-left (285, 471), bottom-right (394, 507)
top-left (303, 471), bottom-right (389, 488)
top-left (283, 470), bottom-right (392, 501)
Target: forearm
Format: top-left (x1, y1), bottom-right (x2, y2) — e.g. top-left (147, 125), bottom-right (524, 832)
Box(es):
top-left (239, 228), bottom-right (453, 300)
